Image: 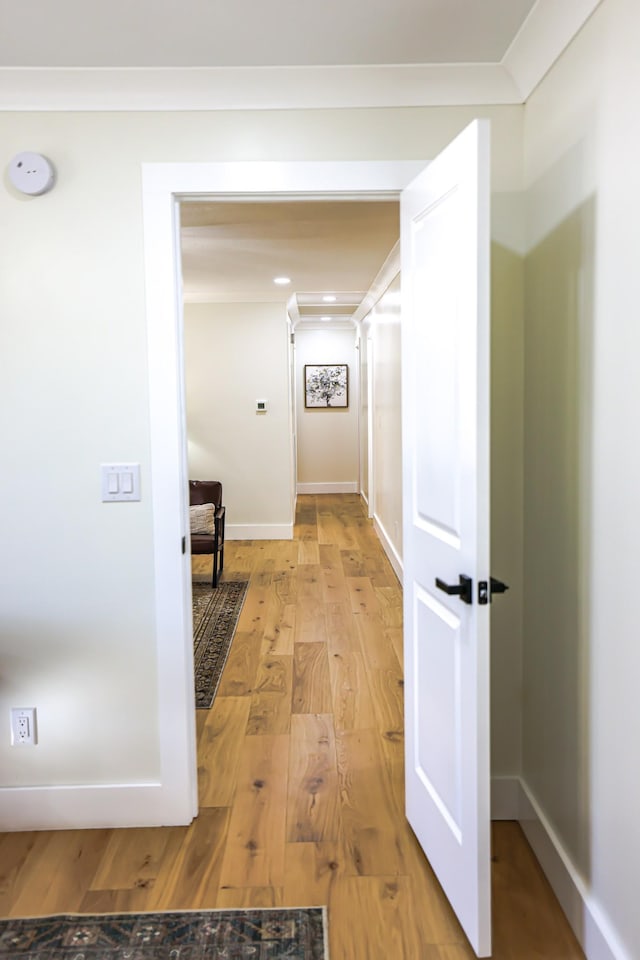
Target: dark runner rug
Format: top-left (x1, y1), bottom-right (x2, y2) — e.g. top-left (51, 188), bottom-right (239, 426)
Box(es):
top-left (192, 580), bottom-right (249, 709)
top-left (0, 908), bottom-right (329, 959)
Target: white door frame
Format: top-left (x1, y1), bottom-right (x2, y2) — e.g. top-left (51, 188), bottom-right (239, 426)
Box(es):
top-left (366, 333), bottom-right (376, 519)
top-left (141, 160), bottom-right (424, 824)
top-left (287, 309), bottom-right (298, 519)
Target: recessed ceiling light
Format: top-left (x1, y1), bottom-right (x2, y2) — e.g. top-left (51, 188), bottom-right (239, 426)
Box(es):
top-left (321, 316), bottom-right (332, 322)
top-left (273, 276), bottom-right (291, 286)
top-left (322, 295), bottom-right (337, 302)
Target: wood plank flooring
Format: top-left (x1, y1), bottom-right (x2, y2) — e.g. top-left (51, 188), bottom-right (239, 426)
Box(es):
top-left (0, 495), bottom-right (584, 959)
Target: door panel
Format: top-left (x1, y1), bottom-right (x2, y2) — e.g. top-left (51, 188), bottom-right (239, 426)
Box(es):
top-left (413, 193), bottom-right (462, 538)
top-left (414, 587), bottom-right (463, 835)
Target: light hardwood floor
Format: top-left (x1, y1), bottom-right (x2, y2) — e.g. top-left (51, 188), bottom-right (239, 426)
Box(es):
top-left (0, 495), bottom-right (584, 959)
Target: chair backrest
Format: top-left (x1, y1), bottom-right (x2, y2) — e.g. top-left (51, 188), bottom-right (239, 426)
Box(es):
top-left (189, 480), bottom-right (222, 509)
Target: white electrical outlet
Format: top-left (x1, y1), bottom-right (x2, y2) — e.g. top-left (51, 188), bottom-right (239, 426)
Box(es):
top-left (10, 707), bottom-right (37, 746)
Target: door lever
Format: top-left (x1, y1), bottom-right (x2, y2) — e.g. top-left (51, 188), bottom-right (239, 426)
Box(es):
top-left (478, 577), bottom-right (510, 604)
top-left (435, 574), bottom-right (473, 605)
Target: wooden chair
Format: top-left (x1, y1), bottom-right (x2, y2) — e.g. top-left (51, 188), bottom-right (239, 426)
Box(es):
top-left (189, 480), bottom-right (226, 587)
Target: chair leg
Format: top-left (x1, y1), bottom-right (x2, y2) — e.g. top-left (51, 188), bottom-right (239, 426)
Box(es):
top-left (212, 552), bottom-right (218, 588)
top-left (220, 545), bottom-right (224, 573)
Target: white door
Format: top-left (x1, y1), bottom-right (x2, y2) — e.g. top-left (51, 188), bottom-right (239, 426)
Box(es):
top-left (401, 120), bottom-right (492, 957)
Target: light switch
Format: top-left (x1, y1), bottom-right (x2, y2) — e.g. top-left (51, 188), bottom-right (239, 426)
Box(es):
top-left (121, 472), bottom-right (134, 494)
top-left (101, 464), bottom-right (141, 502)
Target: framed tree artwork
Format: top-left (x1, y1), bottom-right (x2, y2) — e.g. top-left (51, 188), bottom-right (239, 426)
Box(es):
top-left (304, 364), bottom-right (349, 408)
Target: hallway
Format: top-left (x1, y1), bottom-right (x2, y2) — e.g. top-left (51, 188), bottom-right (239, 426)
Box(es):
top-left (0, 495), bottom-right (582, 958)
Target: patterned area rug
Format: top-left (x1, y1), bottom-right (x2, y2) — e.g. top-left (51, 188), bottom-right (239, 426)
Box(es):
top-left (0, 908), bottom-right (328, 959)
top-left (192, 580), bottom-right (248, 709)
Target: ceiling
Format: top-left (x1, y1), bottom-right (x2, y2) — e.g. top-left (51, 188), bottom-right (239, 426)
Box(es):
top-left (180, 200), bottom-right (400, 325)
top-left (1, 0), bottom-right (537, 68)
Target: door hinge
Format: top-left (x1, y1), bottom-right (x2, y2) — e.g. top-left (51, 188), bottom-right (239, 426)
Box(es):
top-left (181, 535), bottom-right (186, 555)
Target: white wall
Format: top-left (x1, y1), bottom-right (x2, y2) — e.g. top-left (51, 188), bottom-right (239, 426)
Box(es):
top-left (295, 326), bottom-right (359, 492)
top-left (184, 301), bottom-right (293, 538)
top-left (363, 274), bottom-right (403, 574)
top-left (522, 1), bottom-right (640, 956)
top-left (0, 103), bottom-right (522, 829)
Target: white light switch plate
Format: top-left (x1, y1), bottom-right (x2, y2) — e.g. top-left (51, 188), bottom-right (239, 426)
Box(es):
top-left (101, 463), bottom-right (141, 501)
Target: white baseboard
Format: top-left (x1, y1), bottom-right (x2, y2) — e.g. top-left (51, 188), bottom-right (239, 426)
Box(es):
top-left (372, 514), bottom-right (403, 584)
top-left (226, 523), bottom-right (293, 540)
top-left (488, 777), bottom-right (628, 960)
top-left (296, 482), bottom-right (359, 494)
top-left (518, 778), bottom-right (629, 960)
top-left (0, 783), bottom-right (193, 831)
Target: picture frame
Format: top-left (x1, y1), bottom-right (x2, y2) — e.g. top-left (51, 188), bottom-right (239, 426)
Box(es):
top-left (304, 364), bottom-right (349, 408)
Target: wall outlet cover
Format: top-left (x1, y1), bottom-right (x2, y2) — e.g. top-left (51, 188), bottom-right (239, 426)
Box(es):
top-left (10, 707), bottom-right (37, 746)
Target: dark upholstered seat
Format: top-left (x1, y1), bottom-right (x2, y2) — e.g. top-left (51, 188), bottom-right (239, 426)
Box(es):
top-left (189, 480), bottom-right (226, 588)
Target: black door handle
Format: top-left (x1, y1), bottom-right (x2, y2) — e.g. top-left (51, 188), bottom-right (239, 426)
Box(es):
top-left (435, 574), bottom-right (473, 605)
top-left (478, 577), bottom-right (510, 604)
top-left (490, 577), bottom-right (509, 595)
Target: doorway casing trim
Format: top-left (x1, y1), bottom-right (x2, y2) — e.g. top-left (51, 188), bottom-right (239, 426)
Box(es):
top-left (141, 160), bottom-right (424, 824)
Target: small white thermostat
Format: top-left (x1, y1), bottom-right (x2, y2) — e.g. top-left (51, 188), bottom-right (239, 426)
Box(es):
top-left (9, 152), bottom-right (55, 196)
top-left (256, 399), bottom-right (268, 413)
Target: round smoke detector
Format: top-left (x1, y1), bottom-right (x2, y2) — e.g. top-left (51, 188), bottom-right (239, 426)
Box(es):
top-left (9, 152), bottom-right (55, 196)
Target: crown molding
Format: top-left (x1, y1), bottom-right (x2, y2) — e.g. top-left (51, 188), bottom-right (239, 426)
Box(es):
top-left (0, 3), bottom-right (603, 112)
top-left (353, 241), bottom-right (401, 328)
top-left (0, 63), bottom-right (520, 111)
top-left (501, 0), bottom-right (604, 100)
top-left (183, 291), bottom-right (291, 304)
top-left (294, 320), bottom-right (357, 331)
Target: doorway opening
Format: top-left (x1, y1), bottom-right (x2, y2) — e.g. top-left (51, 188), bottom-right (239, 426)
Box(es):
top-left (178, 198), bottom-right (399, 521)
